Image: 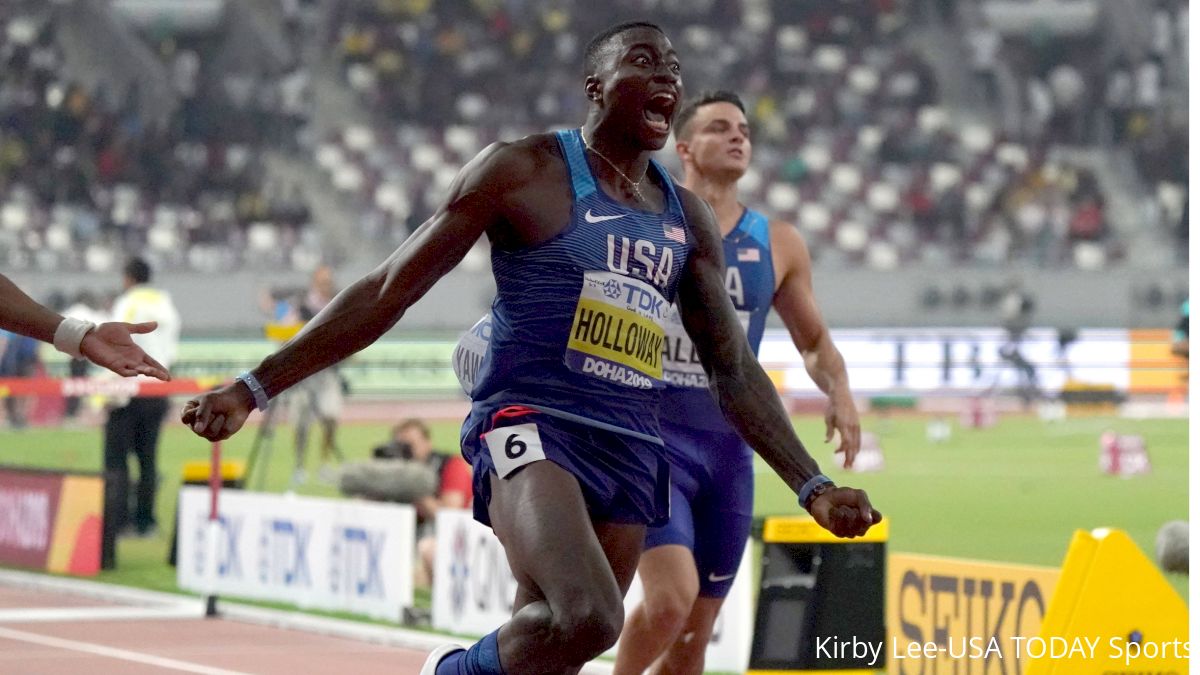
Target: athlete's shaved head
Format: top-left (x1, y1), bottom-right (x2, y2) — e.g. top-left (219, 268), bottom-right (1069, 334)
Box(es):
top-left (675, 90), bottom-right (746, 140)
top-left (583, 20), bottom-right (665, 75)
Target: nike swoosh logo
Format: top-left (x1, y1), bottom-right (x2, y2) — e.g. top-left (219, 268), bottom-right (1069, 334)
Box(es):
top-left (584, 210), bottom-right (626, 223)
top-left (708, 572), bottom-right (736, 583)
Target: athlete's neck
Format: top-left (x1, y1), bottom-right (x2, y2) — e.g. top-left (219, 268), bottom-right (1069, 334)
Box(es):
top-left (580, 118), bottom-right (652, 187)
top-left (683, 168), bottom-right (742, 236)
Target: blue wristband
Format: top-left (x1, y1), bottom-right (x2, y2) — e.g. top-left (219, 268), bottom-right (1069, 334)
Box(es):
top-left (798, 474), bottom-right (834, 510)
top-left (236, 371), bottom-right (270, 412)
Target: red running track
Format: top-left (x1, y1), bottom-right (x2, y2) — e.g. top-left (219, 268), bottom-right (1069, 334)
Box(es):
top-left (0, 586), bottom-right (435, 674)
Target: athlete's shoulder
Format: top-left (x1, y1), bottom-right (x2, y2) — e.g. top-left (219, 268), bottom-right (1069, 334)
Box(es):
top-left (468, 133), bottom-right (561, 186)
top-left (767, 217), bottom-right (808, 250)
top-left (765, 217), bottom-right (812, 277)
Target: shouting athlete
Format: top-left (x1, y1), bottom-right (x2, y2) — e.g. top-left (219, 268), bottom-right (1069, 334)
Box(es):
top-left (183, 22), bottom-right (879, 675)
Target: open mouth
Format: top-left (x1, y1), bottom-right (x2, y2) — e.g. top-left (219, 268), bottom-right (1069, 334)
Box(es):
top-left (644, 92), bottom-right (677, 134)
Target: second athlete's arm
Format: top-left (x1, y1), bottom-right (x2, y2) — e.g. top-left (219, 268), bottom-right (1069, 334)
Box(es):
top-left (770, 222), bottom-right (860, 462)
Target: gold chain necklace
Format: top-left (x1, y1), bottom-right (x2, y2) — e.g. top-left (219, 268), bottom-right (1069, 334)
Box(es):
top-left (582, 131), bottom-right (647, 202)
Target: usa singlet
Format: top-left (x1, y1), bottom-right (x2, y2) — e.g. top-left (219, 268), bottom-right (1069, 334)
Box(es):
top-left (659, 207), bottom-right (774, 431)
top-left (466, 129), bottom-right (692, 443)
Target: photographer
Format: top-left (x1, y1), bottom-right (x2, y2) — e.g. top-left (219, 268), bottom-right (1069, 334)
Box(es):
top-left (363, 419), bottom-right (472, 588)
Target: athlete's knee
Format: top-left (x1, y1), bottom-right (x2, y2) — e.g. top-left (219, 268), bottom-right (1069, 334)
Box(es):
top-left (550, 589), bottom-right (625, 658)
top-left (643, 581), bottom-right (697, 636)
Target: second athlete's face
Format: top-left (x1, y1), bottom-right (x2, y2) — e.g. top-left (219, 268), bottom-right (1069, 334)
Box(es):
top-left (594, 28), bottom-right (684, 150)
top-left (679, 102), bottom-right (752, 177)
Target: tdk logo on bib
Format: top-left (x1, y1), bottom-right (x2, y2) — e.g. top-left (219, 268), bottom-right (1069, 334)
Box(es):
top-left (567, 271), bottom-right (668, 389)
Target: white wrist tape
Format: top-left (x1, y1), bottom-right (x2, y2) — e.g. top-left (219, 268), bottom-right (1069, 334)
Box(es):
top-left (53, 317), bottom-right (97, 359)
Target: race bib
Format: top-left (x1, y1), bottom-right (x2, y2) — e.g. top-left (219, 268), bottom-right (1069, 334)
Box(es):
top-left (483, 423), bottom-right (546, 478)
top-left (662, 305), bottom-right (751, 389)
top-left (565, 271), bottom-right (668, 389)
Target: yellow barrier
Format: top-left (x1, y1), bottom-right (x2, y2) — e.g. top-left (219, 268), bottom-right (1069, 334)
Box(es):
top-left (1026, 528), bottom-right (1188, 675)
top-left (181, 460), bottom-right (246, 483)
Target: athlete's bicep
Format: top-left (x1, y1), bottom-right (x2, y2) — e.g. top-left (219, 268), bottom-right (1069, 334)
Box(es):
top-left (770, 222), bottom-right (827, 352)
top-left (371, 143), bottom-right (524, 311)
top-left (676, 192), bottom-right (752, 376)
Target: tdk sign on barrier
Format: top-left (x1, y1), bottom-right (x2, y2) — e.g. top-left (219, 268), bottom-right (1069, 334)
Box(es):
top-left (192, 514), bottom-right (244, 581)
top-left (176, 487), bottom-right (414, 622)
top-left (259, 519), bottom-right (312, 588)
top-left (330, 526), bottom-right (386, 599)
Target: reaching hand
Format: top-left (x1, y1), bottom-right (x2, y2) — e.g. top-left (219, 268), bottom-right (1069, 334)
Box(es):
top-left (181, 383), bottom-right (255, 442)
top-left (809, 486), bottom-right (881, 538)
top-left (79, 322), bottom-right (170, 380)
top-left (826, 393), bottom-right (861, 469)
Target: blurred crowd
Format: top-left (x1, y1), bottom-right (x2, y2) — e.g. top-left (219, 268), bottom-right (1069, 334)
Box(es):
top-left (321, 0), bottom-right (1163, 269)
top-left (0, 7), bottom-right (318, 274)
top-left (0, 0), bottom-right (1187, 274)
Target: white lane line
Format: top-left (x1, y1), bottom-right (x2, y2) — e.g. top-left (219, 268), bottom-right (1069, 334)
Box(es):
top-left (0, 605), bottom-right (199, 623)
top-left (0, 625), bottom-right (254, 675)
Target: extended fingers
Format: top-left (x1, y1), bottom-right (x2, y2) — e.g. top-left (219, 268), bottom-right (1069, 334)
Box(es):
top-left (138, 354), bottom-right (169, 381)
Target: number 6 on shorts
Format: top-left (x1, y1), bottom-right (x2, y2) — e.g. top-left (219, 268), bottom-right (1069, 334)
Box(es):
top-left (483, 423), bottom-right (546, 478)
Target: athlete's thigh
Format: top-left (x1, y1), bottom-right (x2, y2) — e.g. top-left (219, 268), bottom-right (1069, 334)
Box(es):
top-left (644, 481), bottom-right (696, 553)
top-left (488, 461), bottom-right (640, 611)
top-left (693, 444), bottom-right (754, 598)
top-left (511, 516), bottom-right (645, 614)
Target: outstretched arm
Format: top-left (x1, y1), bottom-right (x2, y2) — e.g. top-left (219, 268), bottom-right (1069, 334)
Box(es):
top-left (0, 273), bottom-right (168, 379)
top-left (0, 273), bottom-right (65, 343)
top-left (770, 222), bottom-right (860, 466)
top-left (676, 190), bottom-right (878, 537)
top-left (184, 142), bottom-right (524, 440)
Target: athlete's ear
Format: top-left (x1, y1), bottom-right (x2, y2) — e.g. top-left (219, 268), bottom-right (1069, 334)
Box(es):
top-left (675, 138), bottom-right (691, 164)
top-left (584, 76), bottom-right (603, 103)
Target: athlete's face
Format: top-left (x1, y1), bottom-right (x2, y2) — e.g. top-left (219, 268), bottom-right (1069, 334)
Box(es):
top-left (677, 102), bottom-right (751, 180)
top-left (587, 28), bottom-right (683, 150)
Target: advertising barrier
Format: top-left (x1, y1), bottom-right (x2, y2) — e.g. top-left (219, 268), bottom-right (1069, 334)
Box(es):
top-left (29, 327), bottom-right (1175, 399)
top-left (887, 554), bottom-right (1059, 675)
top-left (0, 466), bottom-right (103, 576)
top-left (177, 487), bottom-right (415, 621)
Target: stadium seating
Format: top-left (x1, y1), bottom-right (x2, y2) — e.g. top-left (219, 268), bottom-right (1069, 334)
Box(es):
top-left (0, 0), bottom-right (1185, 275)
top-left (315, 0), bottom-right (1177, 270)
top-left (0, 5), bottom-right (318, 273)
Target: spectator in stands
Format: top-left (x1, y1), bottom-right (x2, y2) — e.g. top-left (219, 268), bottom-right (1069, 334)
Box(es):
top-left (968, 20), bottom-right (1002, 109)
top-left (381, 419), bottom-right (472, 589)
top-left (102, 258), bottom-right (180, 565)
top-left (1104, 57), bottom-right (1134, 144)
top-left (1048, 63), bottom-right (1086, 144)
top-left (1133, 55), bottom-right (1163, 127)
